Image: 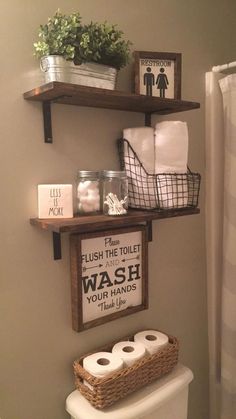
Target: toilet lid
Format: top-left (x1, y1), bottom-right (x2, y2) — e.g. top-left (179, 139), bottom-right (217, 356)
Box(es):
top-left (65, 364), bottom-right (193, 419)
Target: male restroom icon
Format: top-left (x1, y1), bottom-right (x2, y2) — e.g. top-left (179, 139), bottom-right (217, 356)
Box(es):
top-left (143, 67), bottom-right (155, 96)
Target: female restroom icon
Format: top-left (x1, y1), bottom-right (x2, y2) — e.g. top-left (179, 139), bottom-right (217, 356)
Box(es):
top-left (156, 68), bottom-right (169, 98)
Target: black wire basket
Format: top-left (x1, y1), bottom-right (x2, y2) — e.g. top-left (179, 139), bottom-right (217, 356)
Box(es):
top-left (118, 138), bottom-right (201, 211)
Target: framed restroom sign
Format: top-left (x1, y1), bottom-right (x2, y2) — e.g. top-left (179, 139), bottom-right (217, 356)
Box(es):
top-left (134, 51), bottom-right (181, 99)
top-left (70, 226), bottom-right (148, 331)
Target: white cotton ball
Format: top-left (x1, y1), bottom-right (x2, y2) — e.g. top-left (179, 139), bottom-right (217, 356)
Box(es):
top-left (78, 202), bottom-right (91, 213)
top-left (77, 180), bottom-right (101, 213)
top-left (82, 180), bottom-right (92, 188)
top-left (87, 194), bottom-right (100, 202)
top-left (81, 202), bottom-right (96, 213)
top-left (78, 194), bottom-right (100, 211)
top-left (88, 188), bottom-right (99, 194)
top-left (78, 181), bottom-right (100, 198)
top-left (79, 195), bottom-right (90, 204)
top-left (86, 195), bottom-right (99, 205)
top-left (87, 181), bottom-right (99, 190)
top-left (77, 190), bottom-right (88, 199)
top-left (77, 182), bottom-right (89, 194)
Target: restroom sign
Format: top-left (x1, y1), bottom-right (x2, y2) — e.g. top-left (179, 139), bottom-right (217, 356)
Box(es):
top-left (134, 51), bottom-right (182, 99)
top-left (70, 226), bottom-right (148, 331)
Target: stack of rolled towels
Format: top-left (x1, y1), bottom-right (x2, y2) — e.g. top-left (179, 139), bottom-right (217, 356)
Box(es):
top-left (82, 330), bottom-right (169, 387)
top-left (123, 121), bottom-right (189, 209)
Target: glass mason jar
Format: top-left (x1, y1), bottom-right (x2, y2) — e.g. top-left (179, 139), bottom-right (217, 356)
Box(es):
top-left (102, 170), bottom-right (128, 215)
top-left (76, 170), bottom-right (101, 215)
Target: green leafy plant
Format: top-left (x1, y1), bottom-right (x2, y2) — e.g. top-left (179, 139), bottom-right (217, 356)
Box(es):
top-left (75, 22), bottom-right (132, 69)
top-left (34, 10), bottom-right (82, 61)
top-left (34, 11), bottom-right (132, 69)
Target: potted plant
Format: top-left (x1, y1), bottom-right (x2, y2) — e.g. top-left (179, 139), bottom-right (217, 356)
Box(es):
top-left (34, 10), bottom-right (132, 90)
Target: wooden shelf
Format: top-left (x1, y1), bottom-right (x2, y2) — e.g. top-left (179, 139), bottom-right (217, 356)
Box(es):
top-left (23, 82), bottom-right (200, 143)
top-left (30, 207), bottom-right (200, 233)
top-left (24, 81), bottom-right (200, 114)
top-left (30, 207), bottom-right (200, 260)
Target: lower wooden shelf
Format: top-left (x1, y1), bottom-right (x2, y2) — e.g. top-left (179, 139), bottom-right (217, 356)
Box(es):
top-left (30, 207), bottom-right (200, 260)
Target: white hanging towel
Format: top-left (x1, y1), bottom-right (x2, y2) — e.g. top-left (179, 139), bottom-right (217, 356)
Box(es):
top-left (154, 121), bottom-right (189, 208)
top-left (123, 127), bottom-right (157, 208)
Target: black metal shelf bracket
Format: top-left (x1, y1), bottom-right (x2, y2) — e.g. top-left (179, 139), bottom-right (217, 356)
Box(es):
top-left (42, 101), bottom-right (53, 143)
top-left (43, 108), bottom-right (153, 140)
top-left (52, 232), bottom-right (62, 260)
top-left (146, 221), bottom-right (153, 242)
top-left (42, 99), bottom-right (152, 142)
top-left (145, 112), bottom-right (152, 127)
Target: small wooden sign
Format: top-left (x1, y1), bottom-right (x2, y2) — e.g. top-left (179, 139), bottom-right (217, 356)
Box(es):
top-left (134, 51), bottom-right (182, 99)
top-left (38, 184), bottom-right (73, 218)
top-left (70, 226), bottom-right (148, 331)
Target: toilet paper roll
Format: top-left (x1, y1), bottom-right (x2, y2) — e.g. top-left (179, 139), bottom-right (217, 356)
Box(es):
top-left (83, 351), bottom-right (124, 391)
top-left (83, 351), bottom-right (124, 378)
top-left (134, 330), bottom-right (169, 355)
top-left (112, 341), bottom-right (146, 367)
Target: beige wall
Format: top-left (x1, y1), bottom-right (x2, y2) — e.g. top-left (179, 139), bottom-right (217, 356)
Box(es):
top-left (0, 1), bottom-right (236, 418)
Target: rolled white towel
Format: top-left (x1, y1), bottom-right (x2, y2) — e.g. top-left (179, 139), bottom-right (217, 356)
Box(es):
top-left (154, 121), bottom-right (188, 174)
top-left (123, 127), bottom-right (155, 173)
top-left (123, 142), bottom-right (158, 208)
top-left (155, 121), bottom-right (189, 208)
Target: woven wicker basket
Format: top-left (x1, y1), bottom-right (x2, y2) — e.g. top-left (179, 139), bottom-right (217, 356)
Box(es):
top-left (73, 331), bottom-right (179, 409)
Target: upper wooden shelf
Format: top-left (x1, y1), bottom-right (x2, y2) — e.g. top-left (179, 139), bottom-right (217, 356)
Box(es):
top-left (24, 81), bottom-right (200, 115)
top-left (23, 82), bottom-right (200, 143)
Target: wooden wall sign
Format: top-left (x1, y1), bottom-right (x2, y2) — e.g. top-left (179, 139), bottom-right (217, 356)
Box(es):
top-left (134, 51), bottom-right (182, 99)
top-left (70, 226), bottom-right (148, 331)
top-left (37, 184), bottom-right (73, 218)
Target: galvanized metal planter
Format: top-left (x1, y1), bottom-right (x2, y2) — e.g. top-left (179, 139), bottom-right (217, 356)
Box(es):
top-left (40, 55), bottom-right (117, 90)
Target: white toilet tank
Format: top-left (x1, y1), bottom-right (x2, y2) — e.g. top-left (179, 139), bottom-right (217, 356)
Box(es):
top-left (66, 364), bottom-right (193, 419)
